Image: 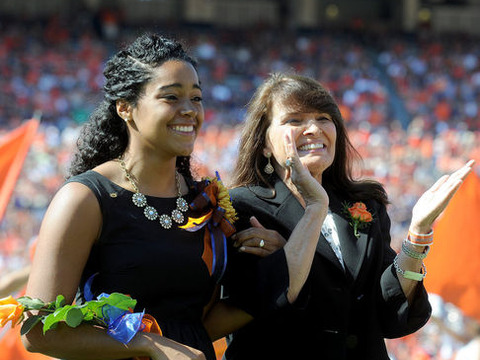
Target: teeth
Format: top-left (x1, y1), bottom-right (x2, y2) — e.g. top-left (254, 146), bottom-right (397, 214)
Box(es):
top-left (298, 143), bottom-right (325, 151)
top-left (171, 125), bottom-right (194, 132)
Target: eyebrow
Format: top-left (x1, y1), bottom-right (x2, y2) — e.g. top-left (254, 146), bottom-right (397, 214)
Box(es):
top-left (158, 83), bottom-right (202, 91)
top-left (283, 110), bottom-right (329, 117)
top-left (279, 111), bottom-right (303, 119)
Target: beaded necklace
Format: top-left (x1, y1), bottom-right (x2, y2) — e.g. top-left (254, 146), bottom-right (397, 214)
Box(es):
top-left (119, 158), bottom-right (189, 229)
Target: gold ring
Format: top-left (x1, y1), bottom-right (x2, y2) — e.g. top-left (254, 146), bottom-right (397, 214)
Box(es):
top-left (259, 239), bottom-right (265, 248)
top-left (285, 158), bottom-right (293, 167)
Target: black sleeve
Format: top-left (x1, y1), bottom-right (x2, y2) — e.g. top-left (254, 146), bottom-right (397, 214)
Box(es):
top-left (221, 190), bottom-right (292, 317)
top-left (376, 203), bottom-right (432, 337)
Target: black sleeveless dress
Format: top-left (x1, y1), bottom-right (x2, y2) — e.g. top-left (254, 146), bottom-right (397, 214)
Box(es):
top-left (67, 170), bottom-right (217, 360)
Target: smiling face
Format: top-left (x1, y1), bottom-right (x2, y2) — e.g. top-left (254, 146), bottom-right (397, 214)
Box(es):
top-left (266, 98), bottom-right (337, 181)
top-left (126, 60), bottom-right (204, 159)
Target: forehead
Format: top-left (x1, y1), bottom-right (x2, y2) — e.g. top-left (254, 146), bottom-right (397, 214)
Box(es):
top-left (271, 97), bottom-right (319, 117)
top-left (148, 60), bottom-right (199, 88)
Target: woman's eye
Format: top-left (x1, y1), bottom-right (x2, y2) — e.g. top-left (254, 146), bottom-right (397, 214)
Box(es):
top-left (317, 116), bottom-right (331, 122)
top-left (163, 95), bottom-right (178, 101)
top-left (192, 96), bottom-right (203, 102)
top-left (286, 118), bottom-right (300, 124)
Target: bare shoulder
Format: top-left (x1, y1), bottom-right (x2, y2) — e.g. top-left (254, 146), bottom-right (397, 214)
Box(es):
top-left (50, 180), bottom-right (100, 213)
top-left (28, 180), bottom-right (103, 302)
top-left (40, 179), bottom-right (102, 246)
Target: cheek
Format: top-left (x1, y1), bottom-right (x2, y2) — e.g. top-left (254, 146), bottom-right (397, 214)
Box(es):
top-left (197, 112), bottom-right (205, 129)
top-left (267, 129), bottom-right (286, 159)
top-left (327, 124), bottom-right (337, 143)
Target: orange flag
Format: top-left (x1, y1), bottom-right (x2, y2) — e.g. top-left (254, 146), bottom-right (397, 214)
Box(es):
top-left (0, 118), bottom-right (51, 358)
top-left (424, 171), bottom-right (480, 322)
top-left (0, 119), bottom-right (39, 223)
top-left (0, 328), bottom-right (53, 360)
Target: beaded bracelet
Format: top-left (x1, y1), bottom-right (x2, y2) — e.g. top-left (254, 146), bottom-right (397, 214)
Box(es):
top-left (406, 229), bottom-right (434, 247)
top-left (393, 254), bottom-right (427, 281)
top-left (402, 239), bottom-right (430, 260)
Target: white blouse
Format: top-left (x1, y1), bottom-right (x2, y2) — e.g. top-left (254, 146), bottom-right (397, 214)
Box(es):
top-left (321, 209), bottom-right (345, 270)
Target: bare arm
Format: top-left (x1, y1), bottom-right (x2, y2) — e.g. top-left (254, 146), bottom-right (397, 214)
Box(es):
top-left (203, 301), bottom-right (253, 342)
top-left (22, 182), bottom-right (205, 360)
top-left (278, 130), bottom-right (328, 303)
top-left (231, 204), bottom-right (324, 305)
top-left (396, 160), bottom-right (475, 303)
top-left (207, 131), bottom-right (328, 337)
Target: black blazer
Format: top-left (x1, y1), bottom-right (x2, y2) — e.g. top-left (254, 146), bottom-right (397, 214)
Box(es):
top-left (222, 175), bottom-right (431, 360)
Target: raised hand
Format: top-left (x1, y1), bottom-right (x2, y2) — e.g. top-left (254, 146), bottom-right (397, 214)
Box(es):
top-left (232, 216), bottom-right (287, 256)
top-left (410, 160), bottom-right (475, 234)
top-left (283, 129), bottom-right (328, 209)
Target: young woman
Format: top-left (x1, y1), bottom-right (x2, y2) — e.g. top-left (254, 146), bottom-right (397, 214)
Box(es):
top-left (22, 33), bottom-right (230, 360)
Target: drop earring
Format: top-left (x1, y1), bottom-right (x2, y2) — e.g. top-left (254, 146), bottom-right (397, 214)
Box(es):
top-left (264, 152), bottom-right (274, 174)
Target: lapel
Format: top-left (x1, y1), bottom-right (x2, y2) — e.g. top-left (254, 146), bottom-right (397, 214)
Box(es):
top-left (328, 192), bottom-right (370, 280)
top-left (248, 175), bottom-right (345, 273)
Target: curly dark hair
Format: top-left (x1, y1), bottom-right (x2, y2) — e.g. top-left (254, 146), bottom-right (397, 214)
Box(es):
top-left (67, 33), bottom-right (198, 179)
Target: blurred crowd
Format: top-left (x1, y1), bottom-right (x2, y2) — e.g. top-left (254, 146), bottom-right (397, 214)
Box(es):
top-left (0, 12), bottom-right (479, 359)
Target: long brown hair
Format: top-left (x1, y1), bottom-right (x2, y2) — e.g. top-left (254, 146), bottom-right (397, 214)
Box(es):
top-left (231, 72), bottom-right (388, 205)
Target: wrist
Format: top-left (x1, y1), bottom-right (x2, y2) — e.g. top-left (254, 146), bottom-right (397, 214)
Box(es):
top-left (304, 203), bottom-right (328, 217)
top-left (394, 254), bottom-right (427, 281)
top-left (128, 332), bottom-right (157, 358)
top-left (409, 225), bottom-right (432, 235)
top-left (402, 239), bottom-right (430, 259)
top-left (407, 228), bottom-right (434, 247)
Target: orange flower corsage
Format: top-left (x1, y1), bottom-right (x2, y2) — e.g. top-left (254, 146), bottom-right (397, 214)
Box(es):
top-left (343, 201), bottom-right (374, 238)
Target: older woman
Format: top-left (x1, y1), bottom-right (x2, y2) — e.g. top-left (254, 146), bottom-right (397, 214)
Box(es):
top-left (215, 73), bottom-right (474, 360)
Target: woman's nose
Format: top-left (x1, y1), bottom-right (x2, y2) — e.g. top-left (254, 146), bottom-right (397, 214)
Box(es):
top-left (303, 120), bottom-right (322, 136)
top-left (180, 108), bottom-right (195, 117)
top-left (180, 102), bottom-right (197, 118)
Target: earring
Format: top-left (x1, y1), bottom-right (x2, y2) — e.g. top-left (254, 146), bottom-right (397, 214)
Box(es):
top-left (264, 152), bottom-right (274, 174)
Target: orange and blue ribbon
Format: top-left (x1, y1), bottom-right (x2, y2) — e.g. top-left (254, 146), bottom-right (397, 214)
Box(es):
top-left (179, 178), bottom-right (235, 283)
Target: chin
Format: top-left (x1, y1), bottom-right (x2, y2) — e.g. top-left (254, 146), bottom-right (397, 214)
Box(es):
top-left (304, 161), bottom-right (331, 177)
top-left (177, 147), bottom-right (195, 157)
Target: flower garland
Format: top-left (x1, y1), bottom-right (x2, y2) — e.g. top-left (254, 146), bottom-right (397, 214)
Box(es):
top-left (208, 175), bottom-right (238, 225)
top-left (343, 201), bottom-right (374, 238)
top-left (0, 291), bottom-right (160, 345)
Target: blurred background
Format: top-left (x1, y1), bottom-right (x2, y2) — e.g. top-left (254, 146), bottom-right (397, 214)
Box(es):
top-left (0, 0), bottom-right (479, 359)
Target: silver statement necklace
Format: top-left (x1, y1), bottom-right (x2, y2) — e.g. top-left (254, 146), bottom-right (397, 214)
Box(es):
top-left (119, 159), bottom-right (189, 229)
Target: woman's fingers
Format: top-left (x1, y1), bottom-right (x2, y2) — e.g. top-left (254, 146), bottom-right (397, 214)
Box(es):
top-left (284, 129), bottom-right (304, 178)
top-left (411, 160), bottom-right (475, 231)
top-left (449, 159), bottom-right (475, 183)
top-left (231, 219), bottom-right (287, 257)
top-left (431, 160), bottom-right (474, 193)
top-left (430, 160), bottom-right (474, 197)
top-left (283, 132), bottom-right (329, 208)
top-left (428, 175), bottom-right (449, 193)
top-left (238, 245), bottom-right (271, 257)
top-left (233, 228), bottom-right (285, 248)
top-left (249, 216), bottom-right (265, 229)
